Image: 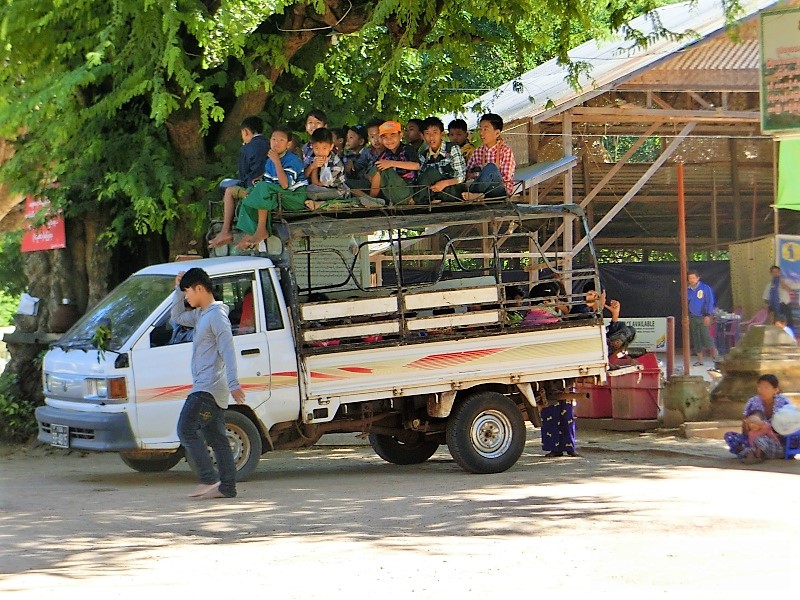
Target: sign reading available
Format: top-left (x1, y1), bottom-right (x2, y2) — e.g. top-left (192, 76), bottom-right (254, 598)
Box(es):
top-left (21, 195), bottom-right (66, 253)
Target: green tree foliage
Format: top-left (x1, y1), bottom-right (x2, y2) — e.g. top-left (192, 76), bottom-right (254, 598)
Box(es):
top-left (0, 0), bottom-right (741, 251)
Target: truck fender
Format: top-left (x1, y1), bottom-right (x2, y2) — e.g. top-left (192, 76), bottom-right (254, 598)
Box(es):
top-left (427, 390), bottom-right (458, 418)
top-left (516, 382), bottom-right (541, 427)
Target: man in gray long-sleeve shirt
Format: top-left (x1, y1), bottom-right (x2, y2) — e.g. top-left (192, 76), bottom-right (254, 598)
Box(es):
top-left (172, 268), bottom-right (245, 499)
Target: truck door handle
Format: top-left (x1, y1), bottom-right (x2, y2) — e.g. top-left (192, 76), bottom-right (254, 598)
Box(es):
top-left (241, 348), bottom-right (260, 356)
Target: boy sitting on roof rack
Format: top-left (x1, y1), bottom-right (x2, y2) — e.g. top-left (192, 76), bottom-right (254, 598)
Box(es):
top-left (233, 124), bottom-right (309, 251)
top-left (368, 121), bottom-right (421, 205)
top-left (302, 128), bottom-right (351, 209)
top-left (347, 118), bottom-right (385, 196)
top-left (417, 116), bottom-right (466, 205)
top-left (461, 113), bottom-right (516, 202)
top-left (448, 119), bottom-right (475, 162)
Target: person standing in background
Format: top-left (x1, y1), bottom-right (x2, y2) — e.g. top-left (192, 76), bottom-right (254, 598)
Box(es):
top-left (763, 265), bottom-right (794, 332)
top-left (687, 269), bottom-right (718, 366)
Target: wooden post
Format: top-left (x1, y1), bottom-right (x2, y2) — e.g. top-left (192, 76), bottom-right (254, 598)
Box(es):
top-left (677, 163), bottom-right (691, 376)
top-left (527, 119), bottom-right (540, 165)
top-left (711, 170), bottom-right (718, 251)
top-left (729, 138), bottom-right (742, 240)
top-left (581, 141), bottom-right (594, 227)
top-left (529, 185), bottom-right (538, 291)
top-left (374, 255), bottom-right (383, 287)
top-left (562, 111), bottom-right (574, 287)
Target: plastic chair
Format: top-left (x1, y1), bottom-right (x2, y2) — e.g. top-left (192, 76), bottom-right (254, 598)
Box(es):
top-left (785, 430), bottom-right (800, 459)
top-left (238, 291), bottom-right (256, 334)
top-left (741, 307), bottom-right (768, 331)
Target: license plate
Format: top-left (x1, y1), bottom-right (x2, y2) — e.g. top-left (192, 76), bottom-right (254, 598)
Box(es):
top-left (51, 424), bottom-right (69, 448)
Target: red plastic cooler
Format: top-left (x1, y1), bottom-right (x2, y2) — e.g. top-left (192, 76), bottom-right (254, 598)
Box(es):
top-left (609, 353), bottom-right (662, 419)
top-left (574, 382), bottom-right (613, 418)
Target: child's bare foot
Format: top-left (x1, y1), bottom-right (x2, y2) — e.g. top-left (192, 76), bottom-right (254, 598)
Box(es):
top-left (188, 481), bottom-right (219, 497)
top-left (305, 199), bottom-right (322, 211)
top-left (236, 230), bottom-right (269, 251)
top-left (199, 486), bottom-right (233, 499)
top-left (461, 192), bottom-right (485, 202)
top-left (208, 232), bottom-right (233, 248)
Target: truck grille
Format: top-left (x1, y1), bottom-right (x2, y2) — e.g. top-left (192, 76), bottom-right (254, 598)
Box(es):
top-left (40, 422), bottom-right (96, 441)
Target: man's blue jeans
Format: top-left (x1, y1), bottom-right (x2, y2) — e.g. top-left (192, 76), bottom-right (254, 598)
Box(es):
top-left (467, 163), bottom-right (507, 198)
top-left (178, 391), bottom-right (237, 497)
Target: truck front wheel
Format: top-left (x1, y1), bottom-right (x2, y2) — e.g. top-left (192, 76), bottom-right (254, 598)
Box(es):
top-left (369, 433), bottom-right (439, 465)
top-left (446, 391), bottom-right (526, 474)
top-left (120, 450), bottom-right (184, 473)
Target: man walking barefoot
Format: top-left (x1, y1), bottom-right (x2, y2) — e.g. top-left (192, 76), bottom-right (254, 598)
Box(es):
top-left (172, 268), bottom-right (246, 499)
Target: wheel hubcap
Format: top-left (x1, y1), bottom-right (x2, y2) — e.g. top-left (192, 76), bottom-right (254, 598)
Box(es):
top-left (470, 409), bottom-right (513, 458)
top-left (226, 425), bottom-right (250, 469)
top-left (207, 424), bottom-right (250, 470)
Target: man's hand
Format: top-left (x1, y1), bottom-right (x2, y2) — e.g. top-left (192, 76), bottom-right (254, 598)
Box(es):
top-left (313, 155), bottom-right (327, 168)
top-left (231, 387), bottom-right (246, 405)
top-left (267, 149), bottom-right (281, 164)
top-left (430, 181), bottom-right (447, 193)
top-left (703, 315), bottom-right (711, 327)
top-left (375, 159), bottom-right (394, 171)
top-left (175, 271), bottom-right (185, 288)
top-left (606, 299), bottom-right (621, 321)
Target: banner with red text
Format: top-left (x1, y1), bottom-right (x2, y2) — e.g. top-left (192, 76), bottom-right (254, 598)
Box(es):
top-left (20, 195), bottom-right (66, 253)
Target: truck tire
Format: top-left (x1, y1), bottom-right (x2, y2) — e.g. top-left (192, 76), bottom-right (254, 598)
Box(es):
top-left (186, 410), bottom-right (263, 482)
top-left (368, 433), bottom-right (439, 465)
top-left (446, 391), bottom-right (526, 474)
top-left (120, 450), bottom-right (184, 473)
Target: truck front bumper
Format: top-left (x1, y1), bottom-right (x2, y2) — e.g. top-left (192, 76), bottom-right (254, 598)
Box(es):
top-left (36, 405), bottom-right (138, 452)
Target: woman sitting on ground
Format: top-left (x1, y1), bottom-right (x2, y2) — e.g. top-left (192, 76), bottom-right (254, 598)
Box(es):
top-left (724, 374), bottom-right (790, 463)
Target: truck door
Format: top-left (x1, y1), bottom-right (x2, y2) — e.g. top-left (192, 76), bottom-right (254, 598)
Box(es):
top-left (131, 271), bottom-right (271, 446)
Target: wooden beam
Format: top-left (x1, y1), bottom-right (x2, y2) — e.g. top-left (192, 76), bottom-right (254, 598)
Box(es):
top-left (527, 119), bottom-right (540, 164)
top-left (650, 93), bottom-right (674, 110)
top-left (569, 107), bottom-right (760, 123)
top-left (688, 91), bottom-right (712, 109)
top-left (729, 137), bottom-right (742, 240)
top-left (580, 142), bottom-right (594, 227)
top-left (562, 111), bottom-right (573, 284)
top-left (593, 236), bottom-right (717, 246)
top-left (539, 121), bottom-right (662, 251)
top-left (711, 171), bottom-right (718, 250)
top-left (572, 121), bottom-right (697, 254)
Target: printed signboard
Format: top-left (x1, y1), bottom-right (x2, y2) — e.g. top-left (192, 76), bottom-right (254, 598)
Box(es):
top-left (20, 195), bottom-right (66, 253)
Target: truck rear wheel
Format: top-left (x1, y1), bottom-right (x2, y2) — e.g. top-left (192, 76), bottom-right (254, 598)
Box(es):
top-left (446, 391), bottom-right (526, 474)
top-left (186, 411), bottom-right (263, 482)
top-left (120, 450), bottom-right (184, 473)
top-left (369, 434), bottom-right (439, 465)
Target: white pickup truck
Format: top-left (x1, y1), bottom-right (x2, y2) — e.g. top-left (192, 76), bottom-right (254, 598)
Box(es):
top-left (36, 204), bottom-right (608, 477)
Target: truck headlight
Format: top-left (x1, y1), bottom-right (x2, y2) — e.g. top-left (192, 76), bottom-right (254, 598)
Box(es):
top-left (86, 377), bottom-right (127, 401)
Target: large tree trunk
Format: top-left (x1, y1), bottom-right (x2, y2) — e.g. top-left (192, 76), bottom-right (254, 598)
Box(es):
top-left (4, 213), bottom-right (112, 427)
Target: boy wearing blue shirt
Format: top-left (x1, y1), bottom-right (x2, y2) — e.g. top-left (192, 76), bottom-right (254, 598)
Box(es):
top-left (234, 125), bottom-right (308, 250)
top-left (687, 270), bottom-right (719, 364)
top-left (209, 116), bottom-right (269, 248)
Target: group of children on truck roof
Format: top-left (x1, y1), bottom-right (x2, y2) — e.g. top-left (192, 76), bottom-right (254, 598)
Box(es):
top-left (207, 110), bottom-right (517, 251)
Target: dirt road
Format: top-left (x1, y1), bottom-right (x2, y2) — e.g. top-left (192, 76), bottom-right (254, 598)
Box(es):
top-left (1, 429), bottom-right (799, 596)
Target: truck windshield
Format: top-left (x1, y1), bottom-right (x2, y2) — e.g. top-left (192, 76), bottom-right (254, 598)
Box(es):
top-left (58, 275), bottom-right (176, 351)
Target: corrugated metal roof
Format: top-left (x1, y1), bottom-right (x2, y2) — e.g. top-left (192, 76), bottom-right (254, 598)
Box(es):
top-left (654, 36), bottom-right (760, 71)
top-left (446, 0), bottom-right (777, 128)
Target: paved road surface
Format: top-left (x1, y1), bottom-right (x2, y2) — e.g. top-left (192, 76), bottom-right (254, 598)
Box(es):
top-left (1, 430), bottom-right (798, 596)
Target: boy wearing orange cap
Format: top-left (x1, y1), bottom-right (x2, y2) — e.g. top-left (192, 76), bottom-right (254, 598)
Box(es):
top-left (368, 120), bottom-right (421, 205)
